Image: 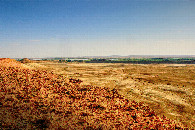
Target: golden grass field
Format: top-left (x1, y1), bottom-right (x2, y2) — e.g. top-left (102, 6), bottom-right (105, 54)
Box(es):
top-left (2, 58), bottom-right (187, 129)
top-left (25, 62), bottom-right (195, 128)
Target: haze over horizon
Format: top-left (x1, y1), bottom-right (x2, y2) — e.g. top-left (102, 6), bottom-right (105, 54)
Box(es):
top-left (0, 0), bottom-right (195, 58)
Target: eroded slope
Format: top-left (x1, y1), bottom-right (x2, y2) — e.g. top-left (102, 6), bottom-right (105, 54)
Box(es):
top-left (0, 59), bottom-right (183, 129)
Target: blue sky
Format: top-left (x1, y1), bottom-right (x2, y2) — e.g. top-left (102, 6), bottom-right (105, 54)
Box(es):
top-left (0, 0), bottom-right (195, 58)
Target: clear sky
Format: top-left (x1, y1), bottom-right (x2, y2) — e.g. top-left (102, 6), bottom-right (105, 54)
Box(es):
top-left (0, 0), bottom-right (195, 58)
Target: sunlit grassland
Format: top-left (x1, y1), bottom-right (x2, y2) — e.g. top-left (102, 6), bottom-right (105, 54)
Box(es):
top-left (25, 62), bottom-right (195, 128)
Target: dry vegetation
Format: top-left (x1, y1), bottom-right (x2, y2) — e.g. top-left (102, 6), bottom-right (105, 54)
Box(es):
top-left (35, 62), bottom-right (195, 128)
top-left (0, 58), bottom-right (194, 129)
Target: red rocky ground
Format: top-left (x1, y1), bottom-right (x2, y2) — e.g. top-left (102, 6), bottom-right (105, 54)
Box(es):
top-left (0, 58), bottom-right (183, 129)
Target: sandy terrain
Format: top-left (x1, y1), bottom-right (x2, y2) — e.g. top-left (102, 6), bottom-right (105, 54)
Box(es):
top-left (1, 59), bottom-right (185, 129)
top-left (27, 62), bottom-right (195, 128)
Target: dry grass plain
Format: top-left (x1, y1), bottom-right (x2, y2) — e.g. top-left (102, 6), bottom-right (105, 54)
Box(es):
top-left (25, 62), bottom-right (195, 128)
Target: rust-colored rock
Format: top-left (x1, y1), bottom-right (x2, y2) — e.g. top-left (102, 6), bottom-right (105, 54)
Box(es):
top-left (0, 61), bottom-right (184, 129)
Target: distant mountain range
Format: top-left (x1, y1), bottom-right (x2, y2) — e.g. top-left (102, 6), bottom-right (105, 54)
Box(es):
top-left (13, 55), bottom-right (195, 60)
top-left (77, 55), bottom-right (195, 59)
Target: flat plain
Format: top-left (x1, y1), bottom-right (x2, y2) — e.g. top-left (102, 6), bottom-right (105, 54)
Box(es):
top-left (25, 62), bottom-right (195, 128)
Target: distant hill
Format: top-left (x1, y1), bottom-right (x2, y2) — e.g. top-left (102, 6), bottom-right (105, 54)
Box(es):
top-left (12, 55), bottom-right (195, 60)
top-left (62, 55), bottom-right (195, 59)
top-left (20, 58), bottom-right (33, 63)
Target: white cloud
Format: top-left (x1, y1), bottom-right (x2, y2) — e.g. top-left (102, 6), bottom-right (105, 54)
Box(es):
top-left (29, 40), bottom-right (40, 42)
top-left (10, 43), bottom-right (22, 46)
